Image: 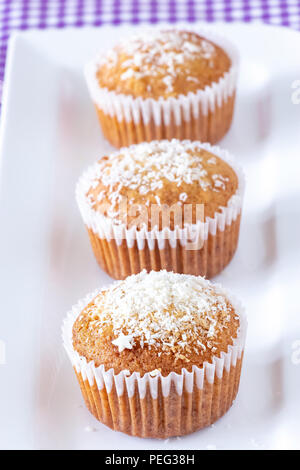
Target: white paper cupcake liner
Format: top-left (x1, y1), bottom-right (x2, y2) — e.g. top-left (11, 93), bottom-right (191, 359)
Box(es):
top-left (85, 27), bottom-right (239, 129)
top-left (76, 141), bottom-right (245, 251)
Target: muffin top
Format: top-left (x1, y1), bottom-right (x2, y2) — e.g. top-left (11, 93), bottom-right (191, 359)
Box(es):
top-left (96, 29), bottom-right (231, 99)
top-left (79, 140), bottom-right (238, 230)
top-left (72, 270), bottom-right (240, 376)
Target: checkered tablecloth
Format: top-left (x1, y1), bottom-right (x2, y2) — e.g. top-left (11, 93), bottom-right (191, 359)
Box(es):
top-left (0, 0), bottom-right (300, 84)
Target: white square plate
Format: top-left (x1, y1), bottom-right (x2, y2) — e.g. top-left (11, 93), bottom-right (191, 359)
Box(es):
top-left (0, 22), bottom-right (299, 450)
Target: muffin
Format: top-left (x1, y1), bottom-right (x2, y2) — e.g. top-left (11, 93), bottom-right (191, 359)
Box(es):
top-left (62, 270), bottom-right (247, 438)
top-left (85, 28), bottom-right (239, 148)
top-left (76, 139), bottom-right (245, 280)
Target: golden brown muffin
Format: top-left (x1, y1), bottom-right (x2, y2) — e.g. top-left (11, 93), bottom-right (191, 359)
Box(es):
top-left (73, 270), bottom-right (239, 376)
top-left (85, 29), bottom-right (239, 147)
top-left (63, 270), bottom-right (247, 438)
top-left (86, 141), bottom-right (238, 229)
top-left (76, 139), bottom-right (244, 279)
top-left (96, 30), bottom-right (231, 99)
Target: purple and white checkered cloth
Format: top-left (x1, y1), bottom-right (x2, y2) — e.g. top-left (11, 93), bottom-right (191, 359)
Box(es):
top-left (0, 0), bottom-right (300, 84)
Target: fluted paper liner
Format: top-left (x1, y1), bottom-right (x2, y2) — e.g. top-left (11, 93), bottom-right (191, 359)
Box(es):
top-left (62, 283), bottom-right (247, 438)
top-left (85, 27), bottom-right (239, 147)
top-left (76, 141), bottom-right (245, 279)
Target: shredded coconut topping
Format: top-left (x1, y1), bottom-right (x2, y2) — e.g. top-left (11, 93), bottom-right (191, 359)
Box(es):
top-left (84, 140), bottom-right (235, 221)
top-left (179, 192), bottom-right (188, 202)
top-left (84, 270), bottom-right (238, 356)
top-left (94, 29), bottom-right (234, 98)
top-left (90, 140), bottom-right (208, 191)
top-left (98, 30), bottom-right (217, 94)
